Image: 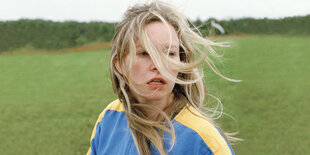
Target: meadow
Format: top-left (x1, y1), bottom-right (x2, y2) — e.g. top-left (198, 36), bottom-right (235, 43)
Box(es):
top-left (0, 35), bottom-right (309, 154)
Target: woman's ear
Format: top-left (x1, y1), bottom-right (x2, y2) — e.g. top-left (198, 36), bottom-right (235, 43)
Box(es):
top-left (114, 57), bottom-right (123, 75)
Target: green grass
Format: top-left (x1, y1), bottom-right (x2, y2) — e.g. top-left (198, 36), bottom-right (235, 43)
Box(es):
top-left (207, 35), bottom-right (310, 154)
top-left (0, 50), bottom-right (116, 154)
top-left (1, 35), bottom-right (309, 154)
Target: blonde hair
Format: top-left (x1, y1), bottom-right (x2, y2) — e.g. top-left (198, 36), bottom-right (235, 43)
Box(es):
top-left (110, 1), bottom-right (239, 155)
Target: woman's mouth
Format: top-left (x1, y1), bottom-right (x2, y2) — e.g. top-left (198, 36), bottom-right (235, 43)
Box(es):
top-left (147, 78), bottom-right (166, 88)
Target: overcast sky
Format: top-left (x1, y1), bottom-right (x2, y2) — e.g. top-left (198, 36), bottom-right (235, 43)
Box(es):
top-left (1, 0), bottom-right (310, 22)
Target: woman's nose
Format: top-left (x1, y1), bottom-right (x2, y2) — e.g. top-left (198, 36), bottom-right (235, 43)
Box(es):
top-left (150, 61), bottom-right (158, 71)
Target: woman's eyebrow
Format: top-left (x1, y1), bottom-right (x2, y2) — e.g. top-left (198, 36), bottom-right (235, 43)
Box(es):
top-left (162, 43), bottom-right (179, 49)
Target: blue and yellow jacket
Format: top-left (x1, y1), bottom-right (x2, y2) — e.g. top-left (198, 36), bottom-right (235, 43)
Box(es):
top-left (87, 99), bottom-right (234, 155)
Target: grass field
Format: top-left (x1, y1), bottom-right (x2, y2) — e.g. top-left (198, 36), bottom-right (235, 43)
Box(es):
top-left (1, 35), bottom-right (309, 154)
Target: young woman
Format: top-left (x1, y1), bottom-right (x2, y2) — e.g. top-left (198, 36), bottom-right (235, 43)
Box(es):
top-left (87, 1), bottom-right (237, 155)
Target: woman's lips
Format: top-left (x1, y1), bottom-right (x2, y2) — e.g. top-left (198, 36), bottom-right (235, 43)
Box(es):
top-left (147, 78), bottom-right (166, 88)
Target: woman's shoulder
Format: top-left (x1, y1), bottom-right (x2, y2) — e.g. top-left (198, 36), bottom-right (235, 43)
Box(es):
top-left (104, 99), bottom-right (124, 112)
top-left (173, 105), bottom-right (234, 155)
top-left (93, 99), bottom-right (124, 125)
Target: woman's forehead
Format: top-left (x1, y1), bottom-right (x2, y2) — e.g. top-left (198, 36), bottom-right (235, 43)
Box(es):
top-left (146, 22), bottom-right (179, 42)
top-left (133, 22), bottom-right (180, 51)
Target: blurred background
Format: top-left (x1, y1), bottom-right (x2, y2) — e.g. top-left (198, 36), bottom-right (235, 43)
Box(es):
top-left (1, 0), bottom-right (309, 154)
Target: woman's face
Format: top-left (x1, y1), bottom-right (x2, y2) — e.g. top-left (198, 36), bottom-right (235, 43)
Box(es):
top-left (117, 21), bottom-right (180, 103)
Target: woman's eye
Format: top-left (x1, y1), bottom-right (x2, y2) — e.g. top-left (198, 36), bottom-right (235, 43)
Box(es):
top-left (139, 51), bottom-right (149, 56)
top-left (168, 52), bottom-right (176, 56)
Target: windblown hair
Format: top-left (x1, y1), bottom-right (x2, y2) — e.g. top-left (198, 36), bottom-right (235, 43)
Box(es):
top-left (110, 1), bottom-right (238, 155)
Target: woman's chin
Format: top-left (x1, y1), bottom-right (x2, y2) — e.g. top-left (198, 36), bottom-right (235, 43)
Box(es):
top-left (143, 92), bottom-right (173, 102)
top-left (145, 96), bottom-right (165, 101)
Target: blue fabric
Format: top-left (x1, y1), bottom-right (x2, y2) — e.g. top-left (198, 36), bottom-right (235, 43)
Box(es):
top-left (90, 110), bottom-right (138, 155)
top-left (90, 109), bottom-right (233, 155)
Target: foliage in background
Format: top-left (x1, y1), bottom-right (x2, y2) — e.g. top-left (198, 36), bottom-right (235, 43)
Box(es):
top-left (193, 15), bottom-right (310, 36)
top-left (1, 15), bottom-right (310, 52)
top-left (0, 19), bottom-right (115, 52)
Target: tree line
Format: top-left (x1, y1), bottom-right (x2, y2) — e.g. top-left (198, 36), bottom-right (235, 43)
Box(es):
top-left (0, 15), bottom-right (309, 52)
top-left (194, 15), bottom-right (310, 36)
top-left (0, 19), bottom-right (115, 52)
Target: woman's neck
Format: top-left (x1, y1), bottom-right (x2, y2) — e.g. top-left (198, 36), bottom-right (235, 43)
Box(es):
top-left (138, 93), bottom-right (173, 121)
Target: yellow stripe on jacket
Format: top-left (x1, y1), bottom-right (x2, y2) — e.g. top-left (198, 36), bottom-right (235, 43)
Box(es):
top-left (174, 105), bottom-right (232, 155)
